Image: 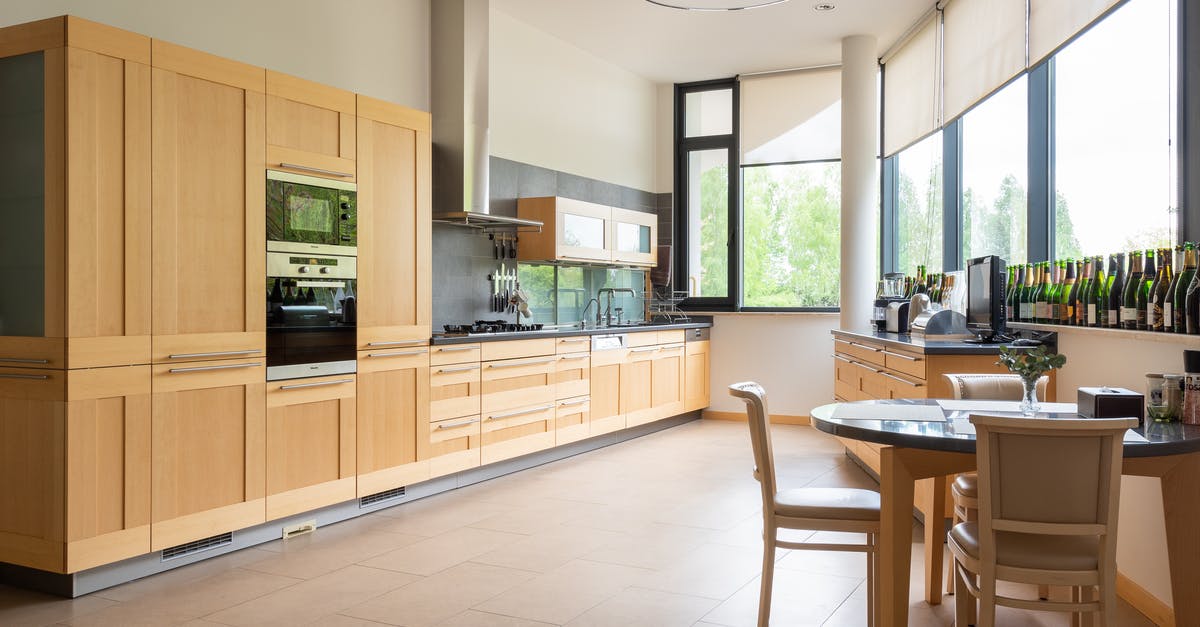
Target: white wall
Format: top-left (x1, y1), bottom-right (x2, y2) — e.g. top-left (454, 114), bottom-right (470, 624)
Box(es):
top-left (489, 9), bottom-right (657, 192)
top-left (708, 314), bottom-right (840, 416)
top-left (655, 83), bottom-right (674, 194)
top-left (0, 0), bottom-right (431, 110)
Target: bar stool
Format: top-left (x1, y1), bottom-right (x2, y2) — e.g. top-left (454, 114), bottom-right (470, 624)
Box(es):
top-left (729, 382), bottom-right (880, 627)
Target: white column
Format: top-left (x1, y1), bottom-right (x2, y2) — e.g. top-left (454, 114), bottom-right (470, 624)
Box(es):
top-left (840, 34), bottom-right (879, 330)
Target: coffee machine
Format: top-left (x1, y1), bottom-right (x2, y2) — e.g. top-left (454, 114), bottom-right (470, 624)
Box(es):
top-left (874, 273), bottom-right (908, 332)
top-left (265, 251), bottom-right (357, 381)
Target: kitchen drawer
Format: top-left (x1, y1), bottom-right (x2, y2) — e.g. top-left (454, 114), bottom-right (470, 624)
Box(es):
top-left (555, 396), bottom-right (590, 445)
top-left (657, 330), bottom-right (685, 345)
top-left (431, 343), bottom-right (481, 366)
top-left (481, 403), bottom-right (556, 464)
top-left (0, 338), bottom-right (66, 370)
top-left (832, 337), bottom-right (885, 368)
top-left (857, 363), bottom-right (889, 400)
top-left (555, 336), bottom-right (591, 354)
top-left (481, 356), bottom-right (556, 414)
top-left (357, 346), bottom-right (429, 373)
top-left (882, 347), bottom-right (926, 380)
top-left (626, 331), bottom-right (660, 348)
top-left (555, 354), bottom-right (591, 399)
top-left (626, 344), bottom-right (660, 363)
top-left (358, 331), bottom-right (429, 352)
top-left (429, 362), bottom-right (481, 421)
top-left (882, 369), bottom-right (926, 399)
top-left (420, 415), bottom-right (481, 476)
top-left (479, 338), bottom-right (555, 361)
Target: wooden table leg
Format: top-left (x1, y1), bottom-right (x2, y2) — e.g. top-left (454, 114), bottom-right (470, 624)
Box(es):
top-left (923, 475), bottom-right (946, 606)
top-left (1160, 452), bottom-right (1200, 627)
top-left (879, 446), bottom-right (917, 627)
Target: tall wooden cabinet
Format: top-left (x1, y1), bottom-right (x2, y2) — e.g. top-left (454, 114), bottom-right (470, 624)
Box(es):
top-left (357, 347), bottom-right (431, 496)
top-left (266, 375), bottom-right (357, 519)
top-left (266, 70), bottom-right (356, 180)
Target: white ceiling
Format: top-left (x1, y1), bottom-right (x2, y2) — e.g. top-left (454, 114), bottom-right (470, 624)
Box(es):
top-left (493, 0), bottom-right (932, 83)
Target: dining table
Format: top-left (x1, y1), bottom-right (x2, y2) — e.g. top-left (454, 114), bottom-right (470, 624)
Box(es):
top-left (809, 398), bottom-right (1200, 627)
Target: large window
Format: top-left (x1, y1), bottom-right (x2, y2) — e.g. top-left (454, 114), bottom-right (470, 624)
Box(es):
top-left (962, 76), bottom-right (1029, 264)
top-left (895, 132), bottom-right (944, 274)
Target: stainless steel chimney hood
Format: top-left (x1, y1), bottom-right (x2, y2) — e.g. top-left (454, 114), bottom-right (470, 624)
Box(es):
top-left (431, 0), bottom-right (543, 231)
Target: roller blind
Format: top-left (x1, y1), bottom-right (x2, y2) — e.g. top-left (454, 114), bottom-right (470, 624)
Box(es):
top-left (883, 16), bottom-right (939, 157)
top-left (1029, 0), bottom-right (1123, 64)
top-left (942, 0), bottom-right (1027, 121)
top-left (739, 67), bottom-right (841, 165)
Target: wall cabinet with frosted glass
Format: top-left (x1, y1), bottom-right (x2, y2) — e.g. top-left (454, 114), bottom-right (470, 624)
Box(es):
top-left (516, 196), bottom-right (657, 267)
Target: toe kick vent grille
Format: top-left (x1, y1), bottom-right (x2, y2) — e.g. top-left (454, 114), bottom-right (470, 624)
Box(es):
top-left (360, 486), bottom-right (406, 508)
top-left (161, 532), bottom-right (233, 562)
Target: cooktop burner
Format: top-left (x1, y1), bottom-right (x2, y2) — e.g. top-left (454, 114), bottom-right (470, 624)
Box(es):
top-left (442, 320), bottom-right (545, 335)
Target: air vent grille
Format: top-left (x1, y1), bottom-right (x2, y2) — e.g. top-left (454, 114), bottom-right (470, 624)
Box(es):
top-left (161, 532), bottom-right (233, 562)
top-left (360, 486), bottom-right (406, 507)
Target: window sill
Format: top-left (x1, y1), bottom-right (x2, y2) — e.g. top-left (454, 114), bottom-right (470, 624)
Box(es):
top-left (1008, 321), bottom-right (1200, 346)
top-left (698, 310), bottom-right (840, 317)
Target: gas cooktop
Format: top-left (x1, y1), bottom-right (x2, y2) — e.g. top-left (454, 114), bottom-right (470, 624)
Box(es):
top-left (441, 320), bottom-right (546, 335)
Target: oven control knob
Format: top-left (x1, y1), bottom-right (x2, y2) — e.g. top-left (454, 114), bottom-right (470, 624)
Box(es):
top-left (341, 213), bottom-right (351, 221)
top-left (319, 267), bottom-right (330, 274)
top-left (340, 202), bottom-right (350, 210)
top-left (298, 266), bottom-right (310, 274)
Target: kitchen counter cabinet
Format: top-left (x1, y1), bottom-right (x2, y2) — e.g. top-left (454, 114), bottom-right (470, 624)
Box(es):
top-left (479, 355), bottom-right (557, 464)
top-left (425, 358), bottom-right (482, 477)
top-left (555, 353), bottom-right (591, 444)
top-left (589, 347), bottom-right (627, 436)
top-left (357, 347), bottom-right (431, 497)
top-left (684, 340), bottom-right (710, 412)
top-left (266, 70), bottom-right (356, 181)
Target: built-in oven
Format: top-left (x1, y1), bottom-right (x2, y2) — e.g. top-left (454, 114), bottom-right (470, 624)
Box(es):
top-left (266, 251), bottom-right (357, 381)
top-left (266, 170), bottom-right (357, 255)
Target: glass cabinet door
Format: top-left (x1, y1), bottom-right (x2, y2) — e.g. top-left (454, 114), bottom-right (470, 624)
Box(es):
top-left (609, 207), bottom-right (657, 266)
top-left (556, 198), bottom-right (611, 262)
top-left (0, 51), bottom-right (46, 338)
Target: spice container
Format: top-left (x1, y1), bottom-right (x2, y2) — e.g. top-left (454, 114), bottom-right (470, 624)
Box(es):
top-left (1183, 351), bottom-right (1200, 425)
top-left (1147, 373), bottom-right (1184, 424)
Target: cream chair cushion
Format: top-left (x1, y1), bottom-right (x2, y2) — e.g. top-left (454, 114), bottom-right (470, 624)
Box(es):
top-left (953, 473), bottom-right (978, 499)
top-left (776, 487), bottom-right (881, 521)
top-left (949, 522), bottom-right (1099, 571)
top-left (944, 373), bottom-right (1049, 401)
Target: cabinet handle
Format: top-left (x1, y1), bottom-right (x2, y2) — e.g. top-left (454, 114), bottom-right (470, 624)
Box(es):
top-left (367, 350), bottom-right (428, 358)
top-left (487, 358), bottom-right (556, 369)
top-left (557, 354), bottom-right (589, 361)
top-left (0, 357), bottom-right (50, 364)
top-left (847, 341), bottom-right (882, 352)
top-left (832, 338), bottom-right (853, 346)
top-left (881, 349), bottom-right (922, 362)
top-left (561, 255), bottom-right (605, 262)
top-left (831, 354), bottom-right (854, 363)
top-left (435, 346), bottom-right (478, 352)
top-left (367, 340), bottom-right (427, 347)
top-left (487, 404), bottom-right (555, 420)
top-left (435, 417), bottom-right (481, 430)
top-left (858, 364), bottom-right (880, 374)
top-left (0, 373), bottom-right (49, 380)
top-left (879, 371), bottom-right (924, 386)
top-left (279, 378), bottom-right (354, 390)
top-left (278, 162), bottom-right (354, 178)
top-left (167, 349), bottom-right (261, 360)
top-left (558, 398), bottom-right (589, 407)
top-left (436, 364), bottom-right (481, 373)
top-left (167, 362), bottom-right (262, 374)
top-left (559, 338), bottom-right (590, 343)
top-left (630, 346), bottom-right (659, 353)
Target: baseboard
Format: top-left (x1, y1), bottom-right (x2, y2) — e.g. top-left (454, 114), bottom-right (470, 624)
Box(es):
top-left (1117, 571), bottom-right (1174, 626)
top-left (702, 410), bottom-right (810, 425)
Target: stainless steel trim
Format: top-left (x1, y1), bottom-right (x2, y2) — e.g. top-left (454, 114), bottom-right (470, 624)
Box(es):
top-left (486, 358), bottom-right (555, 369)
top-left (167, 349), bottom-right (261, 359)
top-left (168, 362), bottom-right (263, 374)
top-left (558, 338), bottom-right (590, 343)
top-left (272, 164), bottom-right (356, 182)
top-left (858, 364), bottom-right (880, 373)
top-left (833, 338), bottom-right (853, 346)
top-left (435, 346), bottom-right (478, 352)
top-left (267, 250), bottom-right (357, 279)
top-left (436, 364), bottom-right (481, 374)
top-left (879, 371), bottom-right (923, 386)
top-left (558, 398), bottom-right (589, 407)
top-left (832, 354), bottom-right (854, 363)
top-left (366, 350), bottom-right (428, 358)
top-left (848, 341), bottom-right (882, 352)
top-left (881, 349), bottom-right (922, 361)
top-left (0, 373), bottom-right (50, 380)
top-left (556, 355), bottom-right (589, 361)
top-left (279, 378), bottom-right (354, 390)
top-left (630, 347), bottom-right (659, 353)
top-left (0, 357), bottom-right (50, 364)
top-left (435, 417), bottom-right (481, 430)
top-left (367, 340), bottom-right (427, 347)
top-left (267, 360), bottom-right (357, 381)
top-left (267, 240), bottom-right (358, 257)
top-left (487, 404), bottom-right (554, 420)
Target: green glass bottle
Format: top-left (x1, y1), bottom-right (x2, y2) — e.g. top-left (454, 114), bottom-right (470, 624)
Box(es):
top-left (1150, 248), bottom-right (1172, 332)
top-left (1005, 266), bottom-right (1017, 321)
top-left (1088, 255), bottom-right (1107, 327)
top-left (1076, 258), bottom-right (1092, 326)
top-left (1106, 253), bottom-right (1124, 328)
top-left (1033, 262), bottom-right (1048, 323)
top-left (1046, 261), bottom-right (1060, 323)
top-left (1122, 251), bottom-right (1143, 330)
top-left (1058, 259), bottom-right (1076, 325)
top-left (1174, 243), bottom-right (1197, 334)
top-left (1138, 250), bottom-right (1157, 330)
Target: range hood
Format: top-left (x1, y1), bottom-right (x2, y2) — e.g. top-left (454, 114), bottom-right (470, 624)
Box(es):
top-left (431, 0), bottom-right (543, 230)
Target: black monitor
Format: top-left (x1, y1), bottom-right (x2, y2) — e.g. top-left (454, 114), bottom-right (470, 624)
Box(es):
top-left (965, 255), bottom-right (1007, 343)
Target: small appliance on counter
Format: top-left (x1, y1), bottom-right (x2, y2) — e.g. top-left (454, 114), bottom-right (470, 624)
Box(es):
top-left (874, 273), bottom-right (908, 331)
top-left (1078, 387), bottom-right (1143, 422)
top-left (885, 300), bottom-right (910, 333)
top-left (908, 291), bottom-right (972, 340)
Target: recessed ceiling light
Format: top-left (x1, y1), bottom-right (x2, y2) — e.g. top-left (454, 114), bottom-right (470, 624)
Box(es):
top-left (644, 0), bottom-right (792, 11)
top-left (813, 2), bottom-right (836, 11)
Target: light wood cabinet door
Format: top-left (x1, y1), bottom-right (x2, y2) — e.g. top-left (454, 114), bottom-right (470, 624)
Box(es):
top-left (479, 356), bottom-right (557, 463)
top-left (555, 397), bottom-right (590, 445)
top-left (150, 357), bottom-right (266, 551)
top-left (150, 41), bottom-right (266, 364)
top-left (590, 349), bottom-right (625, 436)
top-left (356, 96), bottom-right (431, 348)
top-left (266, 375), bottom-right (356, 520)
top-left (356, 347), bottom-right (430, 496)
top-left (684, 340), bottom-right (710, 412)
top-left (517, 197), bottom-right (611, 263)
top-left (555, 354), bottom-right (591, 400)
top-left (609, 207), bottom-right (657, 267)
top-left (425, 359), bottom-right (482, 477)
top-left (650, 344), bottom-right (685, 421)
top-left (266, 70), bottom-right (356, 181)
top-left (621, 346), bottom-right (657, 427)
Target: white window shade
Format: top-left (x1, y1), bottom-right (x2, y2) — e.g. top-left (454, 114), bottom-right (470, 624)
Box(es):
top-left (883, 17), bottom-right (939, 157)
top-left (942, 0), bottom-right (1027, 122)
top-left (739, 67), bottom-right (841, 165)
top-left (1029, 0), bottom-right (1122, 65)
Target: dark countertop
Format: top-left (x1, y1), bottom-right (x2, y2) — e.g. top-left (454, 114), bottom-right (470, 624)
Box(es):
top-left (811, 399), bottom-right (1200, 458)
top-left (832, 327), bottom-right (1055, 355)
top-left (430, 319), bottom-right (713, 345)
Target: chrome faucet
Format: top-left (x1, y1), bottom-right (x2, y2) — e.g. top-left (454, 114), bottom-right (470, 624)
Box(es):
top-left (597, 288), bottom-right (636, 326)
top-left (580, 298), bottom-right (601, 327)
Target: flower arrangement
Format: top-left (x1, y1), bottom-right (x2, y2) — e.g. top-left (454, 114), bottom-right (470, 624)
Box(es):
top-left (997, 345), bottom-right (1066, 414)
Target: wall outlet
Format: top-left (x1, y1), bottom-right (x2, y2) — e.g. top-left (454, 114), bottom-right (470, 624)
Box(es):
top-left (281, 519), bottom-right (317, 539)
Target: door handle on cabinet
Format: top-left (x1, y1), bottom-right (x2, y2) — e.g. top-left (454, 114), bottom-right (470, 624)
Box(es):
top-left (879, 371), bottom-right (923, 386)
top-left (0, 357), bottom-right (50, 364)
top-left (278, 162), bottom-right (354, 178)
top-left (367, 340), bottom-right (427, 347)
top-left (486, 358), bottom-right (555, 369)
top-left (279, 378), bottom-right (354, 390)
top-left (0, 373), bottom-right (50, 380)
top-left (558, 398), bottom-right (589, 407)
top-left (436, 364), bottom-right (481, 373)
top-left (487, 404), bottom-right (555, 420)
top-left (167, 362), bottom-right (262, 374)
top-left (367, 350), bottom-right (428, 357)
top-left (435, 417), bottom-right (481, 430)
top-left (435, 346), bottom-right (478, 352)
top-left (881, 349), bottom-right (922, 361)
top-left (167, 349), bottom-right (261, 359)
top-left (629, 347), bottom-right (659, 353)
top-left (557, 355), bottom-right (589, 361)
top-left (559, 338), bottom-right (590, 343)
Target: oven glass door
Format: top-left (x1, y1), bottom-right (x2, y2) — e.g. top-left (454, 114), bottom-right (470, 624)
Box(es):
top-left (267, 171), bottom-right (356, 250)
top-left (266, 325), bottom-right (357, 380)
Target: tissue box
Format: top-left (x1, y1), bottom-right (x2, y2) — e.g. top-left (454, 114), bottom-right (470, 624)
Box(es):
top-left (1077, 387), bottom-right (1143, 420)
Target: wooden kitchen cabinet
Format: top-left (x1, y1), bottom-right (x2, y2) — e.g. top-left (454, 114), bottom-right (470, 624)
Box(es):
top-left (609, 207), bottom-right (657, 267)
top-left (517, 196), bottom-right (613, 263)
top-left (266, 375), bottom-right (357, 520)
top-left (356, 95), bottom-right (432, 349)
top-left (650, 343), bottom-right (685, 421)
top-left (266, 70), bottom-right (356, 181)
top-left (555, 352), bottom-right (591, 444)
top-left (357, 346), bottom-right (431, 496)
top-left (621, 345), bottom-right (656, 427)
top-left (480, 354), bottom-right (557, 463)
top-left (425, 357), bottom-right (482, 476)
top-left (150, 357), bottom-right (266, 551)
top-left (684, 340), bottom-right (710, 412)
top-left (590, 347), bottom-right (626, 436)
top-left (150, 40), bottom-right (266, 363)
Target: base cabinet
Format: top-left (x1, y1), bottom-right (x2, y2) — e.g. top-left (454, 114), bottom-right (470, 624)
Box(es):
top-left (357, 347), bottom-right (430, 497)
top-left (684, 340), bottom-right (710, 412)
top-left (424, 350), bottom-right (482, 476)
top-left (480, 354), bottom-right (557, 464)
top-left (590, 349), bottom-right (626, 436)
top-left (265, 376), bottom-right (356, 520)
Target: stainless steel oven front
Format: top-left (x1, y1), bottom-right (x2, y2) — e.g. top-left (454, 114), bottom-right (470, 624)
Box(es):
top-left (266, 251), bottom-right (357, 381)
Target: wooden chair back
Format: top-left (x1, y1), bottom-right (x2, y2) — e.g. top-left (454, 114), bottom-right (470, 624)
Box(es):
top-left (728, 382), bottom-right (777, 511)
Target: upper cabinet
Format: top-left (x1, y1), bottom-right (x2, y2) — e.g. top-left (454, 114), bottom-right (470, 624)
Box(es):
top-left (517, 197), bottom-right (657, 267)
top-left (265, 71), bottom-right (356, 181)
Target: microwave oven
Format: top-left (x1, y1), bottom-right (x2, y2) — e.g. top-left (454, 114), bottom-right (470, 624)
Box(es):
top-left (267, 170), bottom-right (357, 255)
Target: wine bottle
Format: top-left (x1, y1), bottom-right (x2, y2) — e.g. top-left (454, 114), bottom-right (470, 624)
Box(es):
top-left (1122, 251), bottom-right (1143, 330)
top-left (1046, 261), bottom-right (1060, 323)
top-left (1138, 251), bottom-right (1156, 330)
top-left (1175, 243), bottom-right (1197, 333)
top-left (1187, 250), bottom-right (1200, 334)
top-left (1010, 264), bottom-right (1025, 321)
top-left (1075, 258), bottom-right (1091, 326)
top-left (269, 279), bottom-right (284, 305)
top-left (1148, 251), bottom-right (1168, 332)
top-left (1032, 263), bottom-right (1048, 323)
top-left (1058, 259), bottom-right (1076, 325)
top-left (1088, 255), bottom-right (1107, 327)
top-left (1106, 254), bottom-right (1122, 328)
top-left (1018, 263), bottom-right (1034, 322)
top-left (1166, 245), bottom-right (1184, 332)
top-left (1005, 266), bottom-right (1017, 320)
top-left (282, 281), bottom-right (296, 306)
top-left (1156, 248), bottom-right (1173, 332)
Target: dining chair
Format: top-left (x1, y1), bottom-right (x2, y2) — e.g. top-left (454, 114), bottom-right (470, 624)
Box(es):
top-left (948, 413), bottom-right (1136, 627)
top-left (728, 382), bottom-right (880, 627)
top-left (942, 373), bottom-right (1050, 598)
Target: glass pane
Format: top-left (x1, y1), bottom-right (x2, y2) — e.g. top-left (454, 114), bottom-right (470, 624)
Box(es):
top-left (615, 221), bottom-right (652, 254)
top-left (686, 149), bottom-right (729, 297)
top-left (896, 131), bottom-right (944, 275)
top-left (684, 89), bottom-right (733, 137)
top-left (1054, 0), bottom-right (1175, 258)
top-left (962, 75), bottom-right (1028, 265)
top-left (516, 263), bottom-right (556, 325)
top-left (0, 52), bottom-right (45, 337)
top-left (555, 266), bottom-right (586, 324)
top-left (743, 162), bottom-right (841, 307)
top-left (562, 212), bottom-right (605, 249)
top-left (638, 225), bottom-right (651, 253)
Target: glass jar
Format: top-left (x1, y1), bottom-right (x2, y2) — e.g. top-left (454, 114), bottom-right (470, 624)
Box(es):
top-left (1148, 373), bottom-right (1184, 424)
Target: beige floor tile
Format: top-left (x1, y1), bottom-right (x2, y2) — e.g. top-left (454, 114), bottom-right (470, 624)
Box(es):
top-left (564, 587), bottom-right (718, 627)
top-left (467, 499), bottom-right (610, 536)
top-left (369, 497), bottom-right (518, 537)
top-left (0, 587), bottom-right (118, 627)
top-left (242, 524), bottom-right (427, 580)
top-left (471, 525), bottom-right (625, 573)
top-left (436, 610), bottom-right (556, 627)
top-left (342, 561), bottom-right (537, 627)
top-left (701, 568), bottom-right (862, 627)
top-left (204, 565), bottom-right (417, 627)
top-left (303, 615), bottom-right (395, 627)
top-left (474, 559), bottom-right (651, 625)
top-left (776, 547), bottom-right (872, 579)
top-left (360, 527), bottom-right (527, 576)
top-left (638, 542), bottom-right (763, 600)
top-left (91, 548), bottom-right (278, 603)
top-left (579, 523), bottom-right (712, 571)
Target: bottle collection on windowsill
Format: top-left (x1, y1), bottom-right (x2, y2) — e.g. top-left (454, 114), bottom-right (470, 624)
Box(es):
top-left (1006, 243), bottom-right (1200, 334)
top-left (877, 265), bottom-right (960, 309)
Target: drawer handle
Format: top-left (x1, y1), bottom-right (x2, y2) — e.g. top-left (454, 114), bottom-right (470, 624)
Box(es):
top-left (831, 354), bottom-right (853, 363)
top-left (558, 398), bottom-right (589, 407)
top-left (879, 371), bottom-right (923, 386)
top-left (436, 364), bottom-right (481, 373)
top-left (367, 349), bottom-right (428, 358)
top-left (847, 341), bottom-right (882, 352)
top-left (435, 346), bottom-right (478, 352)
top-left (630, 347), bottom-right (659, 353)
top-left (858, 364), bottom-right (880, 373)
top-left (278, 162), bottom-right (354, 178)
top-left (487, 404), bottom-right (555, 420)
top-left (487, 358), bottom-right (556, 369)
top-left (367, 340), bottom-right (427, 347)
top-left (559, 338), bottom-right (590, 343)
top-left (0, 373), bottom-right (50, 380)
top-left (279, 378), bottom-right (354, 390)
top-left (833, 338), bottom-right (853, 346)
top-left (167, 349), bottom-right (261, 359)
top-left (435, 417), bottom-right (481, 430)
top-left (557, 355), bottom-right (589, 361)
top-left (881, 350), bottom-right (922, 362)
top-left (0, 357), bottom-right (50, 364)
top-left (167, 362), bottom-right (262, 374)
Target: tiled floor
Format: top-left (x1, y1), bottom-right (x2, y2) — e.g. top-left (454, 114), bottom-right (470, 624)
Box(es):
top-left (0, 420), bottom-right (1156, 626)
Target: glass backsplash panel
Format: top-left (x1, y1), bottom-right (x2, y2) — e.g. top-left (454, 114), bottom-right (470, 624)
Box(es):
top-left (517, 263), bottom-right (646, 326)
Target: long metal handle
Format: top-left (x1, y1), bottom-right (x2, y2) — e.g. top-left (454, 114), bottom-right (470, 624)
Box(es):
top-left (168, 362), bottom-right (262, 374)
top-left (559, 338), bottom-right (590, 343)
top-left (557, 355), bottom-right (589, 362)
top-left (367, 340), bottom-right (427, 347)
top-left (847, 341), bottom-right (882, 352)
top-left (0, 373), bottom-right (50, 380)
top-left (435, 417), bottom-right (481, 430)
top-left (436, 364), bottom-right (481, 374)
top-left (487, 358), bottom-right (555, 369)
top-left (367, 350), bottom-right (428, 358)
top-left (487, 404), bottom-right (555, 420)
top-left (279, 378), bottom-right (354, 390)
top-left (436, 346), bottom-right (478, 353)
top-left (167, 349), bottom-right (261, 360)
top-left (0, 357), bottom-right (50, 364)
top-left (858, 363), bottom-right (880, 374)
top-left (879, 371), bottom-right (923, 386)
top-left (630, 347), bottom-right (659, 353)
top-left (881, 349), bottom-right (922, 362)
top-left (278, 162), bottom-right (354, 178)
top-left (831, 354), bottom-right (853, 363)
top-left (558, 398), bottom-right (589, 407)
top-left (832, 338), bottom-right (854, 346)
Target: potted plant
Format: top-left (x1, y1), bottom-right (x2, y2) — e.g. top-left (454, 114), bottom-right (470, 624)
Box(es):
top-left (997, 345), bottom-right (1067, 415)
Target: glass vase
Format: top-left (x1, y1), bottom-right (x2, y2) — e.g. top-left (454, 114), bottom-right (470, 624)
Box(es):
top-left (1020, 376), bottom-right (1041, 415)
